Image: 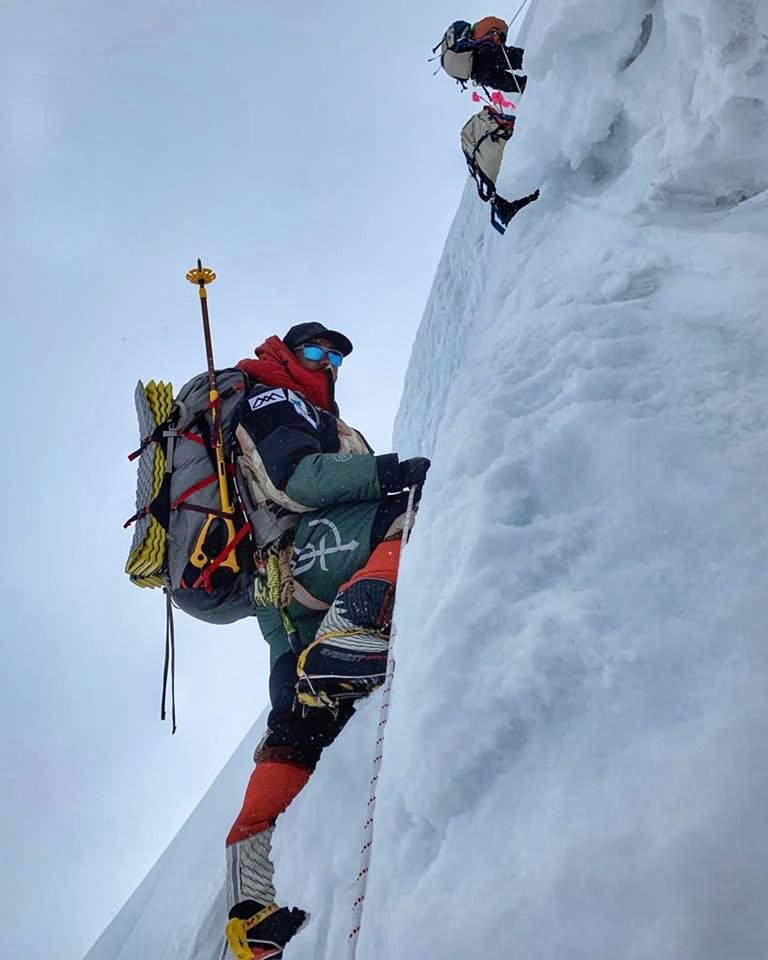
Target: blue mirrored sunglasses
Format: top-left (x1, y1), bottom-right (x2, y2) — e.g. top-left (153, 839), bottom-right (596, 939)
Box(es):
top-left (301, 343), bottom-right (344, 367)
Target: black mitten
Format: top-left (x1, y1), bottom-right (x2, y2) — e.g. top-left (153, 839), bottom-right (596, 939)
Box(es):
top-left (399, 457), bottom-right (431, 489)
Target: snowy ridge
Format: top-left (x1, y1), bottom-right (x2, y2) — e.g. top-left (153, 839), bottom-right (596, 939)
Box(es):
top-left (84, 717), bottom-right (263, 960)
top-left (86, 1), bottom-right (768, 958)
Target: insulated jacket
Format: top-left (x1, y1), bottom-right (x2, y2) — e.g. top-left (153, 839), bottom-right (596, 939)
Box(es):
top-left (234, 336), bottom-right (407, 658)
top-left (471, 40), bottom-right (524, 93)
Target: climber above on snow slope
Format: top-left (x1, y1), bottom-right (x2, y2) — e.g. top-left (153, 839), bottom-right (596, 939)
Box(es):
top-left (224, 322), bottom-right (430, 959)
top-left (436, 16), bottom-right (527, 94)
top-left (471, 16), bottom-right (527, 93)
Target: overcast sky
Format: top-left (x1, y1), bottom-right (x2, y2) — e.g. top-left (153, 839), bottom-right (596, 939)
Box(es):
top-left (0, 0), bottom-right (504, 956)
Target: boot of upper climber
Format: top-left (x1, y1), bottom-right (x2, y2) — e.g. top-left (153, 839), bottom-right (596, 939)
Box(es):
top-left (225, 899), bottom-right (307, 960)
top-left (491, 188), bottom-right (540, 233)
top-left (511, 73), bottom-right (527, 95)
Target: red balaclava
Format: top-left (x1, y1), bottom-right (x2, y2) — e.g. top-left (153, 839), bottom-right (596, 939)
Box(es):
top-left (236, 336), bottom-right (337, 413)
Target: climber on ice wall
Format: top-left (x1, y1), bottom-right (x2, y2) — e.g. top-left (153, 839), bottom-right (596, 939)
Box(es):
top-left (224, 323), bottom-right (430, 959)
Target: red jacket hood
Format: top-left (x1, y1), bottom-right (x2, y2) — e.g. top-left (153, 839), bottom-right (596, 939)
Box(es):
top-left (236, 335), bottom-right (337, 413)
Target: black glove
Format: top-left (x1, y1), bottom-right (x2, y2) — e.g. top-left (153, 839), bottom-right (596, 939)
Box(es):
top-left (399, 457), bottom-right (431, 489)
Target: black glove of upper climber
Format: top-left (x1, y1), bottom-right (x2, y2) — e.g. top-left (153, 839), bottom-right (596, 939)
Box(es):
top-left (399, 457), bottom-right (431, 489)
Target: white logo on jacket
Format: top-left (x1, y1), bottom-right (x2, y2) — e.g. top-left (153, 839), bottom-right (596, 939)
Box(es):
top-left (292, 518), bottom-right (360, 574)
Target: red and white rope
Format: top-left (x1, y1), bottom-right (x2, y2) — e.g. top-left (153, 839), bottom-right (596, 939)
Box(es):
top-left (344, 484), bottom-right (418, 960)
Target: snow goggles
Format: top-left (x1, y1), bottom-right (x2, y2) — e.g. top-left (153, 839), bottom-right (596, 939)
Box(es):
top-left (300, 343), bottom-right (344, 367)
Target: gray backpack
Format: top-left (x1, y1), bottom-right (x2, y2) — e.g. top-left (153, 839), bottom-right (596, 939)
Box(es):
top-left (125, 368), bottom-right (258, 625)
top-left (434, 20), bottom-right (474, 82)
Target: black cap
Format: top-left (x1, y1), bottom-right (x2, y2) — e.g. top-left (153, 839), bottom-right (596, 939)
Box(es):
top-left (282, 322), bottom-right (353, 357)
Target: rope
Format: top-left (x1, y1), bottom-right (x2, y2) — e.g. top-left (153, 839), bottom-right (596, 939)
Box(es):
top-left (510, 0), bottom-right (542, 48)
top-left (276, 541), bottom-right (295, 608)
top-left (508, 0), bottom-right (532, 30)
top-left (502, 0), bottom-right (537, 95)
top-left (254, 543), bottom-right (299, 648)
top-left (161, 589), bottom-right (177, 734)
top-left (501, 44), bottom-right (524, 96)
top-left (344, 484), bottom-right (418, 960)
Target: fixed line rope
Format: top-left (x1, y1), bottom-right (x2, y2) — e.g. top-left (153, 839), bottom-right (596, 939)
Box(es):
top-left (343, 484), bottom-right (418, 960)
top-left (504, 0), bottom-right (537, 95)
top-left (508, 0), bottom-right (532, 29)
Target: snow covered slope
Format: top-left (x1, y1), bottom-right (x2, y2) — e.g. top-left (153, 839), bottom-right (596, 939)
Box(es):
top-left (83, 718), bottom-right (261, 960)
top-left (86, 1), bottom-right (768, 958)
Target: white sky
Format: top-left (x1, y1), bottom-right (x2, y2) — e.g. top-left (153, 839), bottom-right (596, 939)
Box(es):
top-left (0, 1), bottom-right (500, 955)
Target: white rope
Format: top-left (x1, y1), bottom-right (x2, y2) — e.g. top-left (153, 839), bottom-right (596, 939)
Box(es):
top-left (510, 0), bottom-right (541, 48)
top-left (501, 43), bottom-right (524, 96)
top-left (343, 484), bottom-right (418, 960)
top-left (501, 0), bottom-right (537, 97)
top-left (508, 0), bottom-right (532, 29)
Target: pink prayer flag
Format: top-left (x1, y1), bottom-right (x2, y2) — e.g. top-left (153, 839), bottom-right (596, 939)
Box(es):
top-left (490, 90), bottom-right (515, 108)
top-left (472, 92), bottom-right (481, 102)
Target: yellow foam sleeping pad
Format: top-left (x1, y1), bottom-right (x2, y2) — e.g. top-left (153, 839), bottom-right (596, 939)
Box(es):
top-left (125, 379), bottom-right (174, 588)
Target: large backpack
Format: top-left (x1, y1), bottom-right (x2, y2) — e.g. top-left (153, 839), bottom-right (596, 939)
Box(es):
top-left (461, 105), bottom-right (516, 201)
top-left (434, 20), bottom-right (475, 82)
top-left (125, 368), bottom-right (259, 625)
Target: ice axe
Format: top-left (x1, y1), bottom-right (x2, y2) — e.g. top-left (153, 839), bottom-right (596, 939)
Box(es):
top-left (185, 259), bottom-right (240, 581)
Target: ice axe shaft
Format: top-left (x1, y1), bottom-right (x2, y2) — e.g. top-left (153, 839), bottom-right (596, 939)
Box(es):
top-left (185, 259), bottom-right (234, 517)
top-left (185, 259), bottom-right (240, 579)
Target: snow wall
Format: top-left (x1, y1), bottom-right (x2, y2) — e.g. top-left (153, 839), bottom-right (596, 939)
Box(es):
top-left (86, 1), bottom-right (768, 958)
